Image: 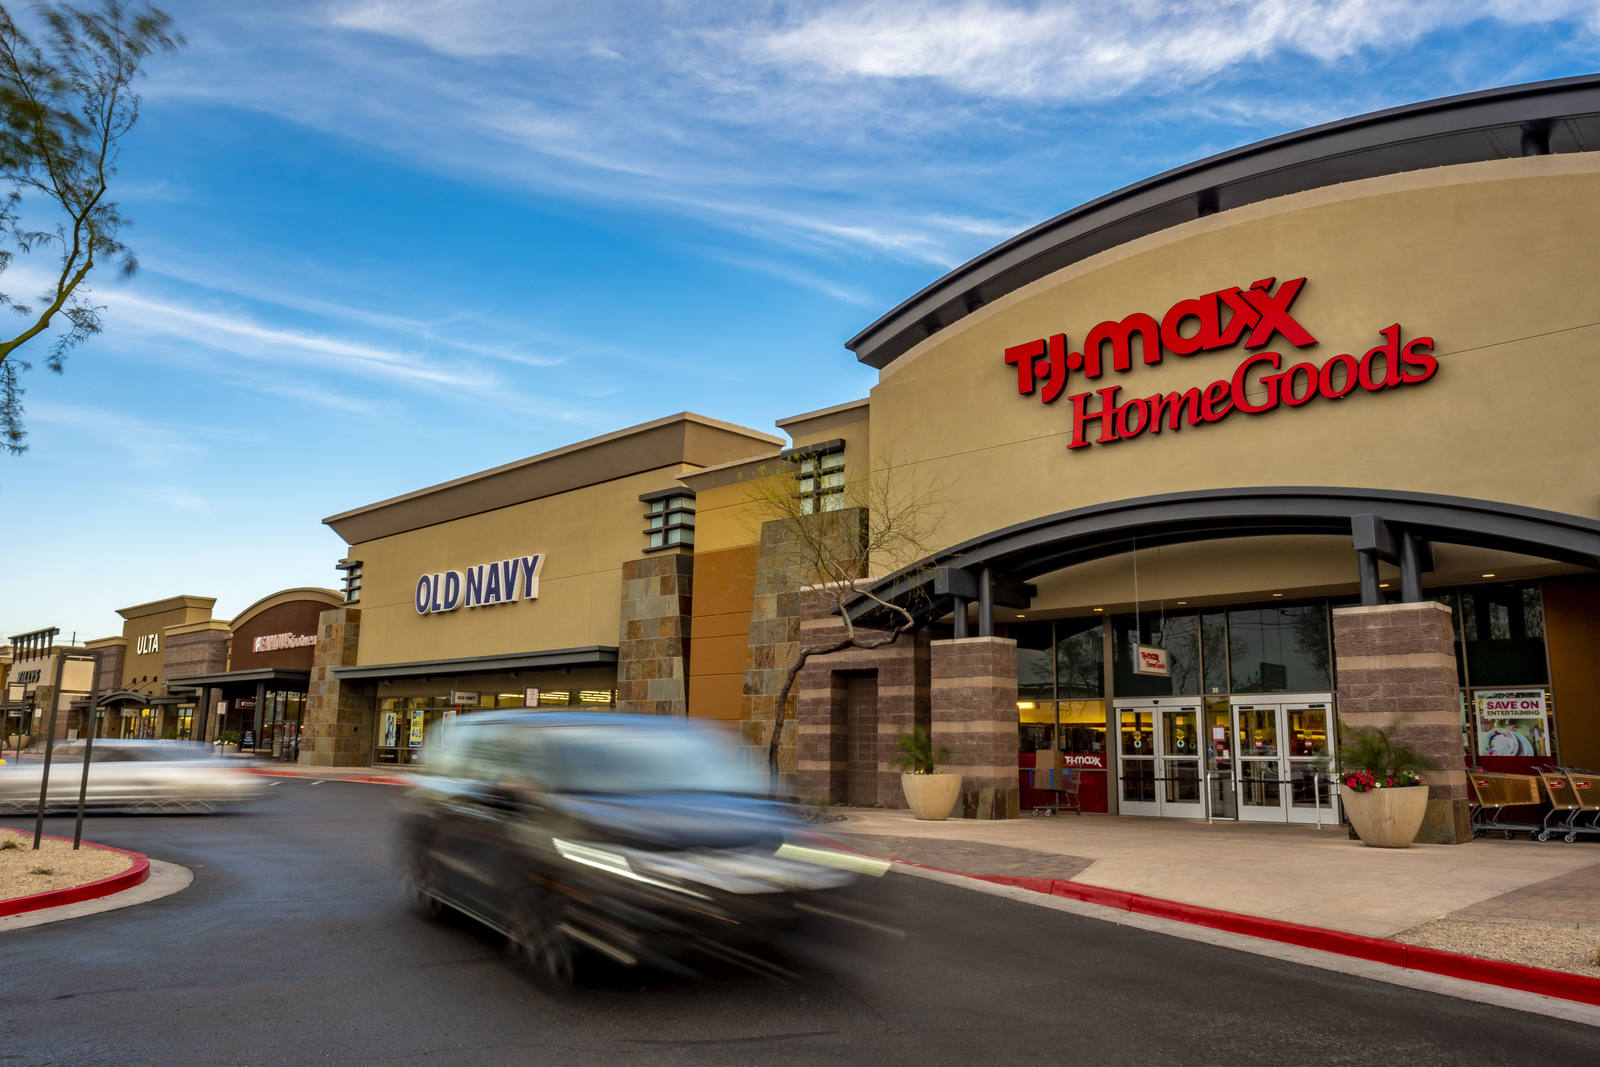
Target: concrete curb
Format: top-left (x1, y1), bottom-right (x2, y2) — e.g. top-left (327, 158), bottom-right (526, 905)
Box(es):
top-left (827, 841), bottom-right (1600, 1008)
top-left (241, 768), bottom-right (412, 787)
top-left (0, 830), bottom-right (151, 919)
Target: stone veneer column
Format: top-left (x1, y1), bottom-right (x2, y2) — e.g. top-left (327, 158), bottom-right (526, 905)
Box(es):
top-left (738, 509), bottom-right (868, 794)
top-left (302, 607), bottom-right (375, 767)
top-left (931, 637), bottom-right (1020, 820)
top-left (792, 585), bottom-right (929, 806)
top-left (1332, 602), bottom-right (1471, 844)
top-left (616, 553), bottom-right (692, 716)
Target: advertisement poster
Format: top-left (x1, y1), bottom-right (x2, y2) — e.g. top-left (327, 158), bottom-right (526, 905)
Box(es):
top-left (379, 711), bottom-right (398, 748)
top-left (1474, 689), bottom-right (1550, 757)
top-left (408, 708), bottom-right (426, 747)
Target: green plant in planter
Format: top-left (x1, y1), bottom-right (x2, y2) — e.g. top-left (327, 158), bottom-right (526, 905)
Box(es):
top-left (1330, 723), bottom-right (1438, 791)
top-left (892, 727), bottom-right (951, 775)
top-left (217, 729), bottom-right (241, 747)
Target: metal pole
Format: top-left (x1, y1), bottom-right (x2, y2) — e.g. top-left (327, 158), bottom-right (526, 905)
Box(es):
top-left (73, 651), bottom-right (103, 850)
top-left (1313, 772), bottom-right (1323, 831)
top-left (977, 566), bottom-right (994, 637)
top-left (32, 646), bottom-right (68, 849)
top-left (1204, 771), bottom-right (1213, 824)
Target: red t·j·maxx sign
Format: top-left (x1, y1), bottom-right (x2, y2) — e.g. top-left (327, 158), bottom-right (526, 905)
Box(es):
top-left (1002, 277), bottom-right (1438, 450)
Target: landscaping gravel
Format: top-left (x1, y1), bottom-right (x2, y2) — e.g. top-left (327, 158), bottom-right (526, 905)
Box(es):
top-left (0, 827), bottom-right (133, 902)
top-left (1395, 917), bottom-right (1600, 978)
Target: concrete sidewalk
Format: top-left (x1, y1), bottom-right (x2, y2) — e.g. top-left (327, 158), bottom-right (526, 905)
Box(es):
top-left (824, 809), bottom-right (1599, 938)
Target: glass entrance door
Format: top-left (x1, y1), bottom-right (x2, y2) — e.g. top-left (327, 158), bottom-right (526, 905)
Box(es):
top-left (1115, 698), bottom-right (1204, 818)
top-left (1228, 695), bottom-right (1339, 824)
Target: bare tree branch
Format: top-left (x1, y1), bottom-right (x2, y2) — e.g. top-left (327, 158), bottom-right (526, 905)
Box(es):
top-left (742, 446), bottom-right (947, 791)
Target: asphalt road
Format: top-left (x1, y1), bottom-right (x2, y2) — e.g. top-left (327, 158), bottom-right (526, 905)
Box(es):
top-left (2, 779), bottom-right (1594, 1066)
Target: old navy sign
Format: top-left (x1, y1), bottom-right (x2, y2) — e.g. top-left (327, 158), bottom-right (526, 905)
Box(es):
top-left (1001, 276), bottom-right (1438, 450)
top-left (416, 554), bottom-right (544, 615)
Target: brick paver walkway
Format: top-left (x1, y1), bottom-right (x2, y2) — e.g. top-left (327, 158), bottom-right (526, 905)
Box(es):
top-left (1454, 861), bottom-right (1600, 925)
top-left (827, 831), bottom-right (1095, 881)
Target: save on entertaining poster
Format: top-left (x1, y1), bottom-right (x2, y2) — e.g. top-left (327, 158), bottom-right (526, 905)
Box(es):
top-left (1474, 689), bottom-right (1551, 757)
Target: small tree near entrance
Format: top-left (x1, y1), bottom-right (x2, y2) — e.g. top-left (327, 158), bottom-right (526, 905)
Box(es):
top-left (744, 450), bottom-right (944, 790)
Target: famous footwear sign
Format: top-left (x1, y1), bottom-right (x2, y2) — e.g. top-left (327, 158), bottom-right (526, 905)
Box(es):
top-left (416, 554), bottom-right (545, 615)
top-left (1002, 277), bottom-right (1438, 450)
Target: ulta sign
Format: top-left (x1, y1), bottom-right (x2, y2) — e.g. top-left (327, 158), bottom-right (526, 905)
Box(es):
top-left (1002, 277), bottom-right (1438, 450)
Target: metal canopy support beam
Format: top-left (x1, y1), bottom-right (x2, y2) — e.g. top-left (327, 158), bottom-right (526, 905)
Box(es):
top-left (1357, 551), bottom-right (1381, 606)
top-left (1399, 529), bottom-right (1426, 603)
top-left (951, 597), bottom-right (970, 639)
top-left (978, 566), bottom-right (994, 638)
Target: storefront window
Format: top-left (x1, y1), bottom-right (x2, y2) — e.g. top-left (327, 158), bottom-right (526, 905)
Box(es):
top-left (1112, 613), bottom-right (1199, 697)
top-left (1055, 618), bottom-right (1104, 699)
top-left (1015, 623), bottom-right (1054, 703)
top-left (1460, 582), bottom-right (1547, 686)
top-left (1014, 619), bottom-right (1106, 758)
top-left (1226, 603), bottom-right (1331, 693)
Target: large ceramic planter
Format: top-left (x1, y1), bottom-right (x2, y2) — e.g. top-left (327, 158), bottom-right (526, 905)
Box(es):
top-left (1343, 785), bottom-right (1429, 848)
top-left (901, 773), bottom-right (962, 821)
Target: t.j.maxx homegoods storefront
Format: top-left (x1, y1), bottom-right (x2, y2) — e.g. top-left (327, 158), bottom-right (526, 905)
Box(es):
top-left (303, 77), bottom-right (1600, 844)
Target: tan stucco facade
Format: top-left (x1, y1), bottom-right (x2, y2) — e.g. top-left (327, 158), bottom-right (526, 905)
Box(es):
top-left (348, 463), bottom-right (700, 666)
top-left (868, 154), bottom-right (1600, 597)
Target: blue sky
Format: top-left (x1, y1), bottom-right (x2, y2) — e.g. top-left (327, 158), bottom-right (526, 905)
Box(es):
top-left (2, 0), bottom-right (1598, 643)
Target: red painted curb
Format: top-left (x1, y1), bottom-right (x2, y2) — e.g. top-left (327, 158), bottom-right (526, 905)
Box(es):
top-left (0, 829), bottom-right (151, 918)
top-left (975, 873), bottom-right (1600, 1007)
top-left (818, 836), bottom-right (1600, 1008)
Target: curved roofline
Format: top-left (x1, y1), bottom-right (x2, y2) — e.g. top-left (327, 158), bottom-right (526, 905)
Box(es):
top-left (848, 74), bottom-right (1600, 370)
top-left (229, 587), bottom-right (342, 630)
top-left (848, 487), bottom-right (1600, 629)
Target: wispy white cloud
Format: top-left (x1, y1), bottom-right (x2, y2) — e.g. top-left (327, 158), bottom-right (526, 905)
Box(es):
top-left (101, 288), bottom-right (497, 392)
top-left (750, 1), bottom-right (1600, 100)
top-left (26, 401), bottom-right (210, 469)
top-left (142, 0), bottom-right (1600, 279)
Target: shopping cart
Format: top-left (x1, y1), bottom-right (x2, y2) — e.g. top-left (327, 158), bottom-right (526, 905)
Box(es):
top-left (1535, 769), bottom-right (1600, 842)
top-left (1031, 766), bottom-right (1082, 816)
top-left (1467, 771), bottom-right (1543, 839)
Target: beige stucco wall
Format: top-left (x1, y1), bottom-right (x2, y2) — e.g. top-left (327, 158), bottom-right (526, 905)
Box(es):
top-left (118, 599), bottom-right (215, 689)
top-left (869, 154), bottom-right (1600, 599)
top-left (351, 463), bottom-right (697, 665)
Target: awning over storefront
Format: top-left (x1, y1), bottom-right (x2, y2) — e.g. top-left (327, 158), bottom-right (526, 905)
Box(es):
top-left (168, 668), bottom-right (311, 692)
top-left (330, 646), bottom-right (617, 682)
top-left (853, 487), bottom-right (1600, 630)
top-left (96, 690), bottom-right (159, 708)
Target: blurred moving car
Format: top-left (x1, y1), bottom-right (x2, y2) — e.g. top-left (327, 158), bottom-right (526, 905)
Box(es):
top-left (396, 712), bottom-right (887, 981)
top-left (0, 739), bottom-right (269, 814)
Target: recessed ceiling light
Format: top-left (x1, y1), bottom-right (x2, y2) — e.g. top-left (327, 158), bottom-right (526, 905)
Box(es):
top-left (1016, 614), bottom-right (1026, 619)
top-left (1481, 573), bottom-right (1496, 578)
top-left (1092, 607), bottom-right (1104, 613)
top-left (1272, 592), bottom-right (1284, 598)
top-left (1176, 600), bottom-right (1187, 605)
top-left (1378, 582), bottom-right (1389, 589)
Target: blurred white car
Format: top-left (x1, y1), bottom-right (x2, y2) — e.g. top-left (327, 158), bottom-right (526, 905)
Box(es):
top-left (0, 740), bottom-right (269, 814)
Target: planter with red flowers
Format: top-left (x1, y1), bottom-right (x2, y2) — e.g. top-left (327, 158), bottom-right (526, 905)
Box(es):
top-left (1333, 726), bottom-right (1438, 849)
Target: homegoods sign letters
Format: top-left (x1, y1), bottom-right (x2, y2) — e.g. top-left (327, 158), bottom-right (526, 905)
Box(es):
top-left (1002, 277), bottom-right (1438, 450)
top-left (416, 554), bottom-right (544, 615)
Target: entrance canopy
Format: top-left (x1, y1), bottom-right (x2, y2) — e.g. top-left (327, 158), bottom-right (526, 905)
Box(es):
top-left (851, 487), bottom-right (1600, 630)
top-left (168, 667), bottom-right (311, 694)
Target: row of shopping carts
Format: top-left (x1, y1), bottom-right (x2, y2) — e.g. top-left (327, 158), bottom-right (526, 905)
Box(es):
top-left (1467, 767), bottom-right (1600, 842)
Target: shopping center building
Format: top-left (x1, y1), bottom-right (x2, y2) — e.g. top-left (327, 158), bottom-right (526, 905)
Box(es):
top-left (304, 75), bottom-right (1600, 843)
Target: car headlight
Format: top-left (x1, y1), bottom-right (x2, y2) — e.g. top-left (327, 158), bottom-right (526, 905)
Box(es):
top-left (552, 838), bottom-right (710, 900)
top-left (774, 843), bottom-right (891, 877)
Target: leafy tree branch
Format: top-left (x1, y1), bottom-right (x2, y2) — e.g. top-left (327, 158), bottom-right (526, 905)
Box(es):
top-left (0, 0), bottom-right (180, 453)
